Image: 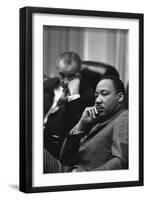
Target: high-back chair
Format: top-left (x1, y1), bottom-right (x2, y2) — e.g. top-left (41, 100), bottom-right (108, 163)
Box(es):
top-left (81, 60), bottom-right (119, 90)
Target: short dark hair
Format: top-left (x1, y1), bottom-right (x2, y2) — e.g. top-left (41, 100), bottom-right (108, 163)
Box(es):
top-left (56, 51), bottom-right (81, 70)
top-left (100, 75), bottom-right (125, 96)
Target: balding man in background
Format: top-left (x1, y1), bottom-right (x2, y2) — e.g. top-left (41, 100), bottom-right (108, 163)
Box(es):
top-left (44, 52), bottom-right (95, 158)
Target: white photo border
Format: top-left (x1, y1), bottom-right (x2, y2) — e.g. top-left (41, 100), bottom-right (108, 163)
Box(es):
top-left (32, 13), bottom-right (139, 187)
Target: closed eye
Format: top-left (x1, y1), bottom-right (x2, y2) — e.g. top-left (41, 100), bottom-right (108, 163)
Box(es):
top-left (101, 91), bottom-right (109, 95)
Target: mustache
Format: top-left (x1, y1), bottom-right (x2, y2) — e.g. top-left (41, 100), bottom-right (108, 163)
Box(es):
top-left (95, 105), bottom-right (104, 110)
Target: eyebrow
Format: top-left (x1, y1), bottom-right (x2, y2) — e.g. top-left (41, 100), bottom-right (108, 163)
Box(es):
top-left (96, 89), bottom-right (108, 92)
top-left (95, 89), bottom-right (110, 94)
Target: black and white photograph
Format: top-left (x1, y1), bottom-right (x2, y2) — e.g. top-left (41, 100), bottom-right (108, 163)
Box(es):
top-left (43, 26), bottom-right (129, 174)
top-left (19, 6), bottom-right (143, 193)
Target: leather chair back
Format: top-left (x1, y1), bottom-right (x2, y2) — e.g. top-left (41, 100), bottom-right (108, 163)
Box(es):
top-left (81, 60), bottom-right (119, 90)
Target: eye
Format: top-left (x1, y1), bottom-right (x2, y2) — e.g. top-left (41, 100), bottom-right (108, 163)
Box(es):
top-left (101, 91), bottom-right (109, 95)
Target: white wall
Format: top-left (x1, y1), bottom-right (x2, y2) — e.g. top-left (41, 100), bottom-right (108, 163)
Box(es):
top-left (43, 26), bottom-right (85, 77)
top-left (83, 28), bottom-right (128, 84)
top-left (44, 27), bottom-right (128, 84)
top-left (0, 0), bottom-right (146, 200)
top-left (84, 29), bottom-right (108, 62)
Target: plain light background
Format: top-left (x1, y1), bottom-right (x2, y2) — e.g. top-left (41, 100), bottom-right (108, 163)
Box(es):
top-left (0, 0), bottom-right (146, 199)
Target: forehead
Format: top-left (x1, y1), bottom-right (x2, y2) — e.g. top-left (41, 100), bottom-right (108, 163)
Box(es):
top-left (57, 60), bottom-right (79, 74)
top-left (96, 79), bottom-right (115, 92)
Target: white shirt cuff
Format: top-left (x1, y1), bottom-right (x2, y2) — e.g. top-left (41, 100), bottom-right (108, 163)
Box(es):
top-left (68, 94), bottom-right (80, 102)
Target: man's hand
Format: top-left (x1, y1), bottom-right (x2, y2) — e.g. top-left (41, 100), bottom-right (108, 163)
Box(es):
top-left (68, 78), bottom-right (80, 96)
top-left (76, 106), bottom-right (99, 131)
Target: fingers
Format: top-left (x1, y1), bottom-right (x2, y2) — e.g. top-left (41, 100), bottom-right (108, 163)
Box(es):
top-left (94, 106), bottom-right (98, 115)
top-left (79, 106), bottom-right (99, 129)
top-left (85, 106), bottom-right (98, 119)
top-left (68, 78), bottom-right (80, 88)
top-left (68, 78), bottom-right (80, 95)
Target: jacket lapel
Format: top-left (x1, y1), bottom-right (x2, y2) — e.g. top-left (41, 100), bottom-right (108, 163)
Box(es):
top-left (44, 78), bottom-right (60, 116)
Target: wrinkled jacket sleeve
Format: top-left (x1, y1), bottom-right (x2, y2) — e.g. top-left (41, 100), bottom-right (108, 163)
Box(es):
top-left (59, 126), bottom-right (87, 166)
top-left (76, 111), bottom-right (128, 171)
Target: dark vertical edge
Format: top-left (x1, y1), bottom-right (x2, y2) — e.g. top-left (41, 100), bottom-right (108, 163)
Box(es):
top-left (19, 7), bottom-right (33, 193)
top-left (26, 7), bottom-right (33, 192)
top-left (19, 7), bottom-right (27, 192)
top-left (139, 14), bottom-right (144, 186)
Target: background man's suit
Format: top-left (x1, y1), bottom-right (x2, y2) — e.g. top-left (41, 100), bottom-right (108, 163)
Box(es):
top-left (44, 76), bottom-right (95, 158)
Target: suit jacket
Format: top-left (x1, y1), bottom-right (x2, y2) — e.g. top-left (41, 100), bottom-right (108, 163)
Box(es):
top-left (44, 76), bottom-right (95, 158)
top-left (60, 109), bottom-right (128, 171)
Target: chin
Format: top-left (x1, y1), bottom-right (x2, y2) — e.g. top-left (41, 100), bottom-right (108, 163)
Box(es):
top-left (98, 110), bottom-right (105, 115)
top-left (98, 111), bottom-right (108, 120)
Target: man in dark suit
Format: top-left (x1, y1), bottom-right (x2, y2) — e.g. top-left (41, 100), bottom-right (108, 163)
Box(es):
top-left (44, 52), bottom-right (95, 159)
top-left (44, 76), bottom-right (128, 173)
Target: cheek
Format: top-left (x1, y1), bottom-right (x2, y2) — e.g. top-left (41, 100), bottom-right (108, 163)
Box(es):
top-left (104, 97), bottom-right (116, 108)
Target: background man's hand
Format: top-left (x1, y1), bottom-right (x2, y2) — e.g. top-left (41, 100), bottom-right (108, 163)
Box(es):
top-left (68, 78), bottom-right (80, 96)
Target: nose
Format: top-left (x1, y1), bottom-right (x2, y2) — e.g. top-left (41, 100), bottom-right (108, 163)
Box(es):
top-left (95, 95), bottom-right (102, 104)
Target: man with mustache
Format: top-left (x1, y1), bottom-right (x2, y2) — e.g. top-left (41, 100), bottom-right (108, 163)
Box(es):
top-left (44, 75), bottom-right (128, 172)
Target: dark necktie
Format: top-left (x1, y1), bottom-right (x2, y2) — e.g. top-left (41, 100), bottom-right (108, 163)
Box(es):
top-left (57, 85), bottom-right (69, 106)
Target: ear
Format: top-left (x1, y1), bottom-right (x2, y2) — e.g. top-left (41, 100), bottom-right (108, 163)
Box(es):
top-left (118, 92), bottom-right (124, 103)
